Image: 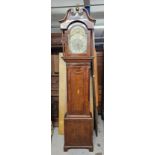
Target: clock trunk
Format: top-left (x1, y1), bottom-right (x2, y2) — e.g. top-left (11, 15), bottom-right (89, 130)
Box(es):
top-left (67, 65), bottom-right (90, 115)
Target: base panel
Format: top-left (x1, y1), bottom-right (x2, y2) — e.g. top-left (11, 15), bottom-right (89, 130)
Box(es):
top-left (64, 115), bottom-right (93, 152)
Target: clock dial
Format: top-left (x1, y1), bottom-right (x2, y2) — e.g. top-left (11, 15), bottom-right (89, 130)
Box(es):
top-left (68, 25), bottom-right (87, 54)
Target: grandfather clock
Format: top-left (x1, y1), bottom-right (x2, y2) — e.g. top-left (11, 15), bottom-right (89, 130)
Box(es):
top-left (59, 7), bottom-right (96, 152)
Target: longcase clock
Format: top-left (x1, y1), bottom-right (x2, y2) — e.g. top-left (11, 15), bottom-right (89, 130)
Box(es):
top-left (59, 7), bottom-right (96, 152)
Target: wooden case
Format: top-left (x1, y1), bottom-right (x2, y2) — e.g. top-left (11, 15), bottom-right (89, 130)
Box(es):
top-left (59, 8), bottom-right (96, 152)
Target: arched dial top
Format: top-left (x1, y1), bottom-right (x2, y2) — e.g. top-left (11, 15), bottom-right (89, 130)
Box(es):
top-left (68, 23), bottom-right (87, 54)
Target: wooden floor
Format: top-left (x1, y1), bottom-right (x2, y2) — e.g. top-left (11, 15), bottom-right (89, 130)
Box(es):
top-left (51, 116), bottom-right (104, 155)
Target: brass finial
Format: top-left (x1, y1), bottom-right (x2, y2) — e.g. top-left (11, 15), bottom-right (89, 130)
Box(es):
top-left (76, 5), bottom-right (79, 12)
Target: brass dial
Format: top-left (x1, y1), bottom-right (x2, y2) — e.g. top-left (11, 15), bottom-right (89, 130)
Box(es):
top-left (68, 25), bottom-right (87, 54)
